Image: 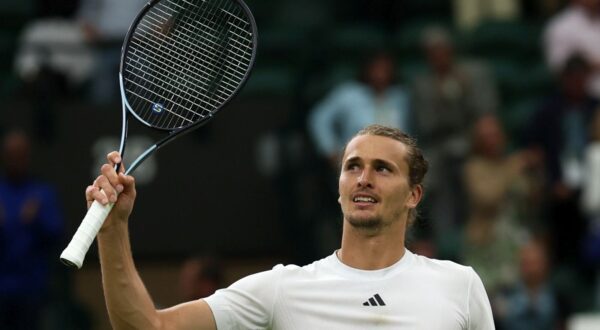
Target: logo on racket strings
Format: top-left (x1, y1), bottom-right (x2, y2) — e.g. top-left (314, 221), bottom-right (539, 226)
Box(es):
top-left (152, 103), bottom-right (165, 114)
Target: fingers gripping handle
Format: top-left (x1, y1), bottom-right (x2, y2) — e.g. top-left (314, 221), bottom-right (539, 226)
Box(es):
top-left (60, 200), bottom-right (114, 269)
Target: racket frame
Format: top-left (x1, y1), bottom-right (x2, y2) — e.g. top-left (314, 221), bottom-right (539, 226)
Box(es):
top-left (60, 0), bottom-right (258, 268)
top-left (118, 0), bottom-right (258, 174)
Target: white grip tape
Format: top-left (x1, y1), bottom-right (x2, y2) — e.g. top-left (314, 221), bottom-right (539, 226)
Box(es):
top-left (60, 199), bottom-right (115, 269)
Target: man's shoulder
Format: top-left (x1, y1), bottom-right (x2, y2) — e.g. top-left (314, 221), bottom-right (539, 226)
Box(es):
top-left (254, 254), bottom-right (345, 286)
top-left (271, 254), bottom-right (332, 275)
top-left (410, 254), bottom-right (475, 284)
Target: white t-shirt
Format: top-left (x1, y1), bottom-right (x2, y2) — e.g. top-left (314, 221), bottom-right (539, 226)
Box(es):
top-left (204, 250), bottom-right (495, 329)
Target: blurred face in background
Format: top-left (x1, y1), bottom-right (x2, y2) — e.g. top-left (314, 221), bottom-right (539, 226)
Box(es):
top-left (2, 131), bottom-right (31, 181)
top-left (425, 42), bottom-right (454, 75)
top-left (472, 115), bottom-right (506, 159)
top-left (577, 0), bottom-right (600, 16)
top-left (365, 55), bottom-right (395, 93)
top-left (561, 64), bottom-right (590, 101)
top-left (519, 241), bottom-right (549, 289)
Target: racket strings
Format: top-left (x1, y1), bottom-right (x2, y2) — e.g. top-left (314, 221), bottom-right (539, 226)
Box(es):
top-left (129, 2), bottom-right (216, 124)
top-left (127, 31), bottom-right (223, 112)
top-left (129, 4), bottom-right (220, 124)
top-left (123, 0), bottom-right (254, 130)
top-left (179, 0), bottom-right (252, 119)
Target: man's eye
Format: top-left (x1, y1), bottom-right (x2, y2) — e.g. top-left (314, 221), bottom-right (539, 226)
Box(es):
top-left (377, 166), bottom-right (390, 173)
top-left (346, 163), bottom-right (359, 170)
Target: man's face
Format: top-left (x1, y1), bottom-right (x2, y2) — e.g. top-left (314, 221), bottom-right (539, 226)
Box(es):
top-left (338, 135), bottom-right (419, 230)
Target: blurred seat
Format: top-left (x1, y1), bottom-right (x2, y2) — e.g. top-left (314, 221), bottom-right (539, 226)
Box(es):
top-left (0, 31), bottom-right (19, 102)
top-left (0, 0), bottom-right (33, 17)
top-left (258, 27), bottom-right (312, 62)
top-left (403, 0), bottom-right (452, 22)
top-left (489, 59), bottom-right (552, 103)
top-left (507, 63), bottom-right (553, 100)
top-left (393, 20), bottom-right (437, 60)
top-left (271, 1), bottom-right (332, 31)
top-left (397, 58), bottom-right (427, 84)
top-left (500, 97), bottom-right (540, 144)
top-left (462, 20), bottom-right (542, 62)
top-left (0, 0), bottom-right (34, 30)
top-left (302, 61), bottom-right (358, 104)
top-left (242, 64), bottom-right (296, 97)
top-left (326, 25), bottom-right (388, 61)
top-left (0, 31), bottom-right (17, 70)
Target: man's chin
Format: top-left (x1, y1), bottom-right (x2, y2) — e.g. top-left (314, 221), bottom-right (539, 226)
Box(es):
top-left (346, 216), bottom-right (382, 229)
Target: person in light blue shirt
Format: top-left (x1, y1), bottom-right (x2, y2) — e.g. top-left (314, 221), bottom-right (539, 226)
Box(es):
top-left (309, 52), bottom-right (411, 167)
top-left (496, 239), bottom-right (560, 330)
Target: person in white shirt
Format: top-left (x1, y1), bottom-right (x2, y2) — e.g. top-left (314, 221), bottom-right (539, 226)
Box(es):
top-left (88, 124), bottom-right (495, 329)
top-left (545, 0), bottom-right (600, 97)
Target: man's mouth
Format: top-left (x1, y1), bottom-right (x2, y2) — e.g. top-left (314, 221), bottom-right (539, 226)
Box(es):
top-left (353, 195), bottom-right (377, 203)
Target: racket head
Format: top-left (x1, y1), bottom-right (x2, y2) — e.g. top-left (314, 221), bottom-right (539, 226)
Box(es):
top-left (119, 0), bottom-right (258, 131)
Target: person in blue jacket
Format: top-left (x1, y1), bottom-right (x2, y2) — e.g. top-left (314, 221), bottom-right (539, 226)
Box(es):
top-left (0, 129), bottom-right (63, 329)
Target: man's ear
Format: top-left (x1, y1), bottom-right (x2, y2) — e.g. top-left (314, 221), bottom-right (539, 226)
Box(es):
top-left (406, 184), bottom-right (423, 209)
top-left (338, 195), bottom-right (341, 205)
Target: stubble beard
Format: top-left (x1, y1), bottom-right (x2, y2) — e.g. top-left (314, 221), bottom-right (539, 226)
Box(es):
top-left (345, 207), bottom-right (405, 232)
top-left (346, 213), bottom-right (383, 230)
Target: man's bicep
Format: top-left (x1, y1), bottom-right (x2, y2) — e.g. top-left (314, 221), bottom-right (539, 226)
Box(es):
top-left (158, 299), bottom-right (216, 330)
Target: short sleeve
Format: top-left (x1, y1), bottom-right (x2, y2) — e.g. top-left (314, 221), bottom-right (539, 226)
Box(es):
top-left (204, 265), bottom-right (284, 330)
top-left (467, 268), bottom-right (495, 330)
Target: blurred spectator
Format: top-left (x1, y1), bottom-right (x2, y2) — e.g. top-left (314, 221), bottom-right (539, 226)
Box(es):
top-left (77, 0), bottom-right (146, 104)
top-left (582, 110), bottom-right (600, 232)
top-left (34, 0), bottom-right (80, 18)
top-left (544, 0), bottom-right (600, 98)
top-left (495, 239), bottom-right (561, 330)
top-left (14, 0), bottom-right (146, 106)
top-left (527, 54), bottom-right (599, 265)
top-left (454, 0), bottom-right (521, 31)
top-left (14, 17), bottom-right (94, 141)
top-left (0, 129), bottom-right (63, 329)
top-left (308, 51), bottom-right (411, 169)
top-left (178, 255), bottom-right (223, 301)
top-left (581, 111), bottom-right (600, 307)
top-left (462, 114), bottom-right (541, 297)
top-left (412, 26), bottom-right (498, 253)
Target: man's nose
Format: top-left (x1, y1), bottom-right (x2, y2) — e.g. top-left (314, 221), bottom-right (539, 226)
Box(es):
top-left (357, 169), bottom-right (373, 187)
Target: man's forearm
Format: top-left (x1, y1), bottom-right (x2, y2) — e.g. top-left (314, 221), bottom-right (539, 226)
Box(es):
top-left (98, 221), bottom-right (162, 329)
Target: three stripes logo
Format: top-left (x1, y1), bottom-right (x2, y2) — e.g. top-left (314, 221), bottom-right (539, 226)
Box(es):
top-left (362, 293), bottom-right (386, 306)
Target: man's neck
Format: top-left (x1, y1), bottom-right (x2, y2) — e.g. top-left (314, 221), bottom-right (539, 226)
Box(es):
top-left (337, 221), bottom-right (407, 270)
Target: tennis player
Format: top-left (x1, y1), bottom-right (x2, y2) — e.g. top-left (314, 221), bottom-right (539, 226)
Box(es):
top-left (89, 124), bottom-right (494, 329)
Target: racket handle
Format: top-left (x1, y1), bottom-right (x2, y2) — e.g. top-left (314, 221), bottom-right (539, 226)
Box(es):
top-left (60, 199), bottom-right (115, 269)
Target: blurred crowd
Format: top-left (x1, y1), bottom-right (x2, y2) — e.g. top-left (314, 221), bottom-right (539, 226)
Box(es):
top-left (2, 0), bottom-right (600, 329)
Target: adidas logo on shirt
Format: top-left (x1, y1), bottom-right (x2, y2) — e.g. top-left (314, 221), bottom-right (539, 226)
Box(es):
top-left (362, 293), bottom-right (386, 306)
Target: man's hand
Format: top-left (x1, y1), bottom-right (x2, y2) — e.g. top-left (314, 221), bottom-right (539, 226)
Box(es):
top-left (85, 152), bottom-right (136, 231)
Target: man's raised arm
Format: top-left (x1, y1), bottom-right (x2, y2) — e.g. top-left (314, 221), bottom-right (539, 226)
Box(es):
top-left (90, 151), bottom-right (217, 330)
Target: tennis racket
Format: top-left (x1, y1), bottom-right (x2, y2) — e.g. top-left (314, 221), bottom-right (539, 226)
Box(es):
top-left (60, 0), bottom-right (258, 269)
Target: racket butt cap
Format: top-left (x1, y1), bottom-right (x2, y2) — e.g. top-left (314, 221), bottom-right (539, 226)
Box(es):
top-left (60, 249), bottom-right (84, 269)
